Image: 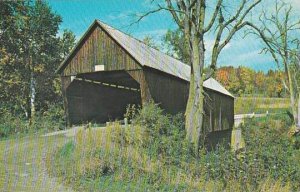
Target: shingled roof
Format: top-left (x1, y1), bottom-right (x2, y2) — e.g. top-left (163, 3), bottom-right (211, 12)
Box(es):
top-left (57, 20), bottom-right (233, 98)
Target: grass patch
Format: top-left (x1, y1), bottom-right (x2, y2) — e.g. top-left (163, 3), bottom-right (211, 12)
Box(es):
top-left (48, 103), bottom-right (299, 191)
top-left (58, 140), bottom-right (75, 157)
top-left (235, 97), bottom-right (290, 114)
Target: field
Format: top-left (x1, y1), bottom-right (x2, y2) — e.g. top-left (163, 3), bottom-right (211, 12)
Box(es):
top-left (234, 97), bottom-right (290, 114)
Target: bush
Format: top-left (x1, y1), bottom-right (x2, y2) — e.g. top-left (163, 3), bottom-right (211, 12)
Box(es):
top-left (0, 110), bottom-right (28, 137)
top-left (0, 105), bottom-right (65, 138)
top-left (32, 105), bottom-right (65, 132)
top-left (131, 102), bottom-right (189, 161)
top-left (238, 115), bottom-right (300, 189)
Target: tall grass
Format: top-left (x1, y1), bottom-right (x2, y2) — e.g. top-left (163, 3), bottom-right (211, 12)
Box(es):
top-left (48, 103), bottom-right (299, 191)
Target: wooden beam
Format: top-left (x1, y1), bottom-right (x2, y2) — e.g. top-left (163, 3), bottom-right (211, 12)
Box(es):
top-left (75, 77), bottom-right (140, 92)
top-left (61, 76), bottom-right (72, 127)
top-left (127, 70), bottom-right (152, 104)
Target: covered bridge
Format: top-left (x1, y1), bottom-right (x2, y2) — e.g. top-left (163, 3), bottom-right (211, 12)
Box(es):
top-left (56, 20), bottom-right (234, 132)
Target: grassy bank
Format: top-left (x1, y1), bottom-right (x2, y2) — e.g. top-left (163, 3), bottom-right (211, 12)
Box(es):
top-left (235, 97), bottom-right (290, 114)
top-left (48, 104), bottom-right (299, 191)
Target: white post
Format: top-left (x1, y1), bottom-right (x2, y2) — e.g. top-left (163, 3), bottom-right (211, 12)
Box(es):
top-left (124, 118), bottom-right (128, 127)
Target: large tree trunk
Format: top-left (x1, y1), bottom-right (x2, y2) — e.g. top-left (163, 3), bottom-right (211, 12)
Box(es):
top-left (297, 93), bottom-right (300, 127)
top-left (286, 63), bottom-right (298, 125)
top-left (185, 37), bottom-right (205, 156)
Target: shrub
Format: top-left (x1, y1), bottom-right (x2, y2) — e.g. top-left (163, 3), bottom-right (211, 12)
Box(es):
top-left (0, 110), bottom-right (28, 137)
top-left (0, 105), bottom-right (65, 138)
top-left (131, 102), bottom-right (190, 162)
top-left (32, 105), bottom-right (65, 132)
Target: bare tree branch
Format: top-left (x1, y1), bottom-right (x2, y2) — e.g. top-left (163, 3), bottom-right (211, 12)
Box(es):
top-left (166, 0), bottom-right (184, 29)
top-left (130, 7), bottom-right (165, 26)
top-left (131, 2), bottom-right (184, 28)
top-left (204, 0), bottom-right (223, 33)
top-left (245, 22), bottom-right (280, 66)
top-left (210, 0), bottom-right (262, 70)
top-left (189, 0), bottom-right (197, 10)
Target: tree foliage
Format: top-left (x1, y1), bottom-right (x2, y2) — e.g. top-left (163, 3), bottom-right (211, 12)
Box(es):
top-left (215, 66), bottom-right (285, 97)
top-left (142, 35), bottom-right (160, 50)
top-left (162, 29), bottom-right (189, 63)
top-left (0, 0), bottom-right (75, 119)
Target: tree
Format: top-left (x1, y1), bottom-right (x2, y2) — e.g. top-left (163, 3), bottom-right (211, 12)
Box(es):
top-left (162, 29), bottom-right (189, 63)
top-left (237, 66), bottom-right (255, 94)
top-left (138, 0), bottom-right (262, 155)
top-left (0, 1), bottom-right (76, 122)
top-left (0, 1), bottom-right (30, 116)
top-left (255, 71), bottom-right (265, 94)
top-left (215, 66), bottom-right (241, 95)
top-left (142, 35), bottom-right (160, 50)
top-left (265, 70), bottom-right (284, 97)
top-left (60, 29), bottom-right (76, 59)
top-left (249, 0), bottom-right (300, 127)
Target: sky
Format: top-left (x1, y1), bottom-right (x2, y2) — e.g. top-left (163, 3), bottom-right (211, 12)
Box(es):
top-left (47, 0), bottom-right (300, 72)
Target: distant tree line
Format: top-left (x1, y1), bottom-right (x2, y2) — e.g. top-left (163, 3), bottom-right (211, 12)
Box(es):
top-left (0, 0), bottom-right (75, 121)
top-left (215, 66), bottom-right (285, 97)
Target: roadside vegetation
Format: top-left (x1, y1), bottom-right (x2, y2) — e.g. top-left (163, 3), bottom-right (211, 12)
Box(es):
top-left (48, 103), bottom-right (300, 191)
top-left (0, 105), bottom-right (65, 139)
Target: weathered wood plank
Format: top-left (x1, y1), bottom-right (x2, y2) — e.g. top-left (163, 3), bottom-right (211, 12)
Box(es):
top-left (63, 26), bottom-right (141, 76)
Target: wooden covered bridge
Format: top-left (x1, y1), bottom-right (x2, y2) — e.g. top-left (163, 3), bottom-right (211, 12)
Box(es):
top-left (56, 20), bottom-right (234, 132)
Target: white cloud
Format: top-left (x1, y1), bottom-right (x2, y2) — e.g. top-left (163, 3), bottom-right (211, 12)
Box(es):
top-left (289, 0), bottom-right (300, 9)
top-left (107, 12), bottom-right (131, 20)
top-left (136, 29), bottom-right (168, 38)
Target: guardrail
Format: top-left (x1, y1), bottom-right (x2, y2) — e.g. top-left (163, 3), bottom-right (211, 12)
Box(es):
top-left (234, 112), bottom-right (270, 127)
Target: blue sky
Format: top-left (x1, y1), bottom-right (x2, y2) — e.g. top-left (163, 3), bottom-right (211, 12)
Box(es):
top-left (47, 0), bottom-right (300, 72)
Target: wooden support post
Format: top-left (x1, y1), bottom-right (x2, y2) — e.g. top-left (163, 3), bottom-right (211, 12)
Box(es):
top-left (61, 76), bottom-right (72, 128)
top-left (127, 70), bottom-right (152, 105)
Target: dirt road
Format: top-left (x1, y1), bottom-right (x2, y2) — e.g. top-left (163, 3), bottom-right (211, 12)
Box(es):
top-left (0, 134), bottom-right (74, 192)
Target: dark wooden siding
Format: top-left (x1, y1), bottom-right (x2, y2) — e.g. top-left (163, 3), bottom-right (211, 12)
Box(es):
top-left (204, 89), bottom-right (234, 132)
top-left (143, 67), bottom-right (189, 113)
top-left (62, 25), bottom-right (141, 76)
top-left (143, 67), bottom-right (234, 132)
